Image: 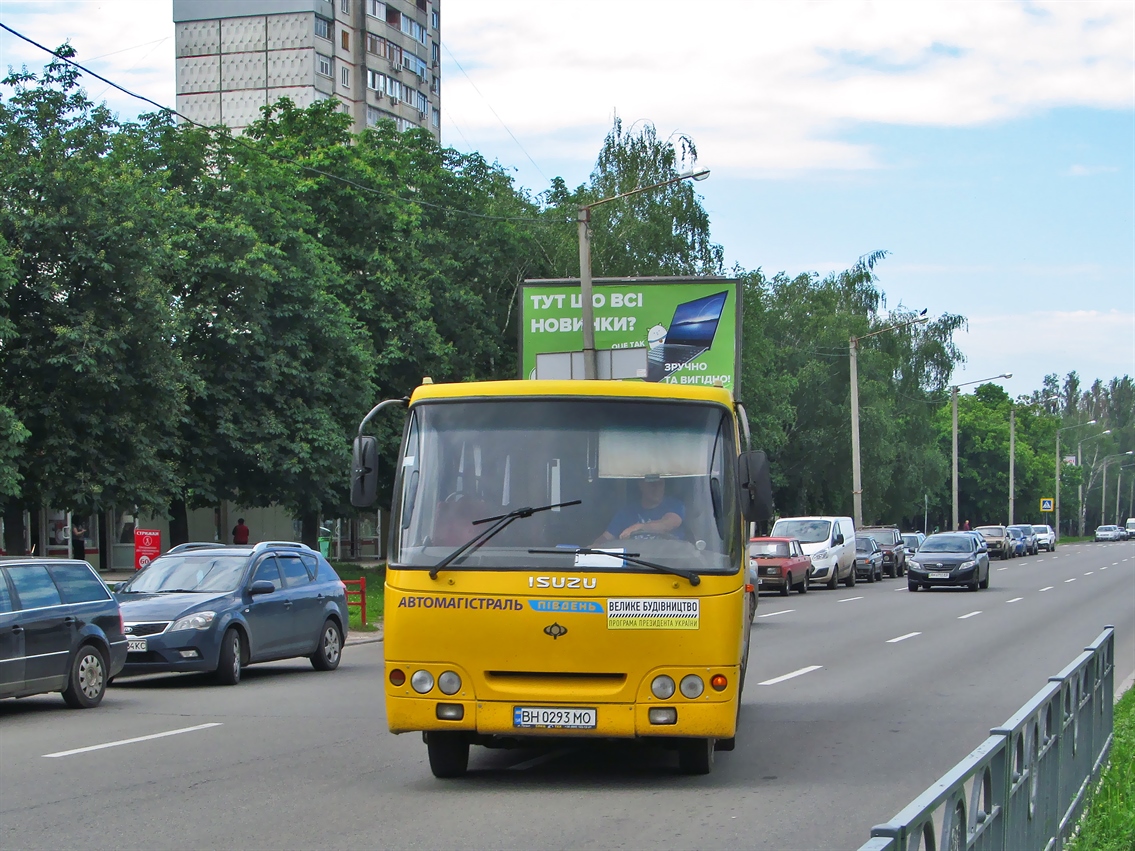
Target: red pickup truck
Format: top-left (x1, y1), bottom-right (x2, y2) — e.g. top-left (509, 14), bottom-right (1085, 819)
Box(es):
top-left (749, 537), bottom-right (810, 596)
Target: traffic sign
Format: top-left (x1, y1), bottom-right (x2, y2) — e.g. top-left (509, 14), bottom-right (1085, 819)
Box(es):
top-left (134, 528), bottom-right (161, 571)
top-left (1040, 498), bottom-right (1054, 512)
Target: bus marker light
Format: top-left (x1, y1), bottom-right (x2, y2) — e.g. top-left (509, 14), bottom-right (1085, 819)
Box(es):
top-left (390, 668), bottom-right (406, 686)
top-left (710, 674), bottom-right (728, 691)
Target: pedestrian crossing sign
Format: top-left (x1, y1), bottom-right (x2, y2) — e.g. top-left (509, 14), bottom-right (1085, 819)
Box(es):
top-left (1040, 498), bottom-right (1054, 512)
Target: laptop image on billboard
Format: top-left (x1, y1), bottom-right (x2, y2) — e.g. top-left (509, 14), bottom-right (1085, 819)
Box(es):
top-left (647, 291), bottom-right (729, 381)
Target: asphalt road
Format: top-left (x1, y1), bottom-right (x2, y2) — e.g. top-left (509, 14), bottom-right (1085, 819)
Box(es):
top-left (1, 541), bottom-right (1132, 850)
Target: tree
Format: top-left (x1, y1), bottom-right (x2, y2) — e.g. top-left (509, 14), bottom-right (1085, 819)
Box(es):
top-left (0, 52), bottom-right (186, 536)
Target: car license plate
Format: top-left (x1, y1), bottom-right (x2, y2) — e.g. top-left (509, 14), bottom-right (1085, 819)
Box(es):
top-left (928, 572), bottom-right (951, 579)
top-left (513, 706), bottom-right (597, 729)
top-left (127, 638), bottom-right (147, 653)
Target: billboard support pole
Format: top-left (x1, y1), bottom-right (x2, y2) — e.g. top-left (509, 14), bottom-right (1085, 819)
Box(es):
top-left (577, 208), bottom-right (597, 380)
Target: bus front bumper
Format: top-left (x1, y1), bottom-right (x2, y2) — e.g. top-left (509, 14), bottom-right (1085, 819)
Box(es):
top-left (387, 696), bottom-right (737, 739)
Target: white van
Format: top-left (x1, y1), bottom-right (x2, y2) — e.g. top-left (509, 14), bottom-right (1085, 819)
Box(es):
top-left (1125, 518), bottom-right (1135, 539)
top-left (770, 516), bottom-right (857, 589)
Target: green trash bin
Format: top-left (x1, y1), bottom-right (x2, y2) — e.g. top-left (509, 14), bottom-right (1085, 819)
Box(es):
top-left (319, 537), bottom-right (330, 557)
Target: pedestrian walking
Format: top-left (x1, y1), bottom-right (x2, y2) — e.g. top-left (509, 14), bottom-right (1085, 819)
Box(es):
top-left (232, 517), bottom-right (250, 545)
top-left (961, 519), bottom-right (971, 531)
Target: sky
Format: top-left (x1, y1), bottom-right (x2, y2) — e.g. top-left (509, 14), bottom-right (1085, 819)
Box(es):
top-left (1, 0), bottom-right (1132, 399)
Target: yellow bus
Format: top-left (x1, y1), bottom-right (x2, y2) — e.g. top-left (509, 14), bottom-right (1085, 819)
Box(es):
top-left (351, 378), bottom-right (771, 776)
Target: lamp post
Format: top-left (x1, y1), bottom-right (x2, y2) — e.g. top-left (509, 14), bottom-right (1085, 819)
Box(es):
top-left (848, 311), bottom-right (929, 527)
top-left (952, 373), bottom-right (1012, 530)
top-left (1073, 427), bottom-right (1107, 536)
top-left (577, 167), bottom-right (710, 379)
top-left (1100, 452), bottom-right (1134, 527)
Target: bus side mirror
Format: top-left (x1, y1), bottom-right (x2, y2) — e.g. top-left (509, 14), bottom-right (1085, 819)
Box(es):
top-left (351, 435), bottom-right (379, 508)
top-left (739, 450), bottom-right (773, 522)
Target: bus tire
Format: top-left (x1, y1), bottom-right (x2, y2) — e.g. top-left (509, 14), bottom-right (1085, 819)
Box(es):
top-left (678, 737), bottom-right (714, 775)
top-left (426, 732), bottom-right (469, 778)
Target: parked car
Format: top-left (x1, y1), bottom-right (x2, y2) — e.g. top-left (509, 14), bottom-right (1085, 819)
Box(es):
top-left (859, 526), bottom-right (906, 577)
top-left (1008, 524), bottom-right (1038, 556)
top-left (907, 533), bottom-right (991, 591)
top-left (1125, 518), bottom-right (1135, 539)
top-left (1, 559), bottom-right (127, 707)
top-left (1094, 525), bottom-right (1123, 542)
top-left (1032, 524), bottom-right (1056, 551)
top-left (749, 537), bottom-right (810, 597)
top-left (854, 536), bottom-right (884, 583)
top-left (1006, 526), bottom-right (1027, 557)
top-left (115, 541), bottom-right (348, 685)
top-left (770, 516), bottom-right (856, 590)
top-left (901, 532), bottom-right (926, 559)
top-left (975, 525), bottom-right (1013, 560)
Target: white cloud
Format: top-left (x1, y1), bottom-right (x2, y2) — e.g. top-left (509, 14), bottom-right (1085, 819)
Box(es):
top-left (443, 0), bottom-right (1135, 174)
top-left (1066, 164), bottom-right (1120, 177)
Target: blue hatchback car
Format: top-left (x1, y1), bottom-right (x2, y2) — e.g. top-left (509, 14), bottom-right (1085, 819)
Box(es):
top-left (115, 541), bottom-right (348, 685)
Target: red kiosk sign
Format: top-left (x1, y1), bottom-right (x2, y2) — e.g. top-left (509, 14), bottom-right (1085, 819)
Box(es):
top-left (134, 529), bottom-right (161, 571)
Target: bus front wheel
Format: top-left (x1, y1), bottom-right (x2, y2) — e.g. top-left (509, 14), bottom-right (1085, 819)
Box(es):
top-left (678, 737), bottom-right (714, 775)
top-left (426, 732), bottom-right (469, 778)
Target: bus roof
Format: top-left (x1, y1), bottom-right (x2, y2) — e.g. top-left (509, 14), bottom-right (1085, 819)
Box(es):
top-left (409, 379), bottom-right (734, 407)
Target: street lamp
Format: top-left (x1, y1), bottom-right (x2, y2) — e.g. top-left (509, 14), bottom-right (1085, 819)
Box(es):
top-left (952, 373), bottom-right (1012, 530)
top-left (848, 310), bottom-right (929, 527)
top-left (1071, 426), bottom-right (1108, 536)
top-left (1009, 396), bottom-right (1060, 526)
top-left (577, 167), bottom-right (711, 379)
top-left (1100, 452), bottom-right (1134, 527)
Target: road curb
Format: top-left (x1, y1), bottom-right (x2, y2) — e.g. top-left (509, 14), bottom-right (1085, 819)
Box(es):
top-left (1117, 668), bottom-right (1135, 703)
top-left (347, 629), bottom-right (383, 646)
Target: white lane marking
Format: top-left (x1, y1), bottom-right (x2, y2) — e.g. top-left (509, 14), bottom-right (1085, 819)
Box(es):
top-left (1065, 578), bottom-right (1077, 583)
top-left (887, 632), bottom-right (922, 644)
top-left (997, 567), bottom-right (1009, 571)
top-left (958, 611), bottom-right (982, 619)
top-left (1101, 566), bottom-right (1108, 570)
top-left (1113, 563), bottom-right (1119, 566)
top-left (838, 596), bottom-right (863, 603)
top-left (757, 609), bottom-right (795, 618)
top-left (509, 748), bottom-right (572, 771)
top-left (1085, 572), bottom-right (1094, 576)
top-left (44, 723), bottom-right (223, 758)
top-left (895, 586), bottom-right (906, 591)
top-left (1006, 597), bottom-right (1023, 603)
top-left (1040, 586), bottom-right (1054, 592)
top-left (758, 665), bottom-right (823, 686)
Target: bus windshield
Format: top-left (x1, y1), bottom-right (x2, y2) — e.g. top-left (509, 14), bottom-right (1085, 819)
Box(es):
top-left (391, 398), bottom-right (740, 573)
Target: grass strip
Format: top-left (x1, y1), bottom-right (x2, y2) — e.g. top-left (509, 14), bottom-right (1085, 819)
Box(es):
top-left (1066, 686), bottom-right (1135, 851)
top-left (330, 561), bottom-right (385, 632)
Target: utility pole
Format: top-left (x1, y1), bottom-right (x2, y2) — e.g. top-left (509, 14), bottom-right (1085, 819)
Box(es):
top-left (849, 337), bottom-right (862, 527)
top-left (1009, 404), bottom-right (1015, 525)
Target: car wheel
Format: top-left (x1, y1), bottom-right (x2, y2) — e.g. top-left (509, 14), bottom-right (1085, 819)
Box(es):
top-left (845, 565), bottom-right (856, 587)
top-left (310, 619), bottom-right (343, 671)
top-left (216, 627), bottom-right (242, 686)
top-left (677, 737), bottom-right (715, 775)
top-left (908, 579), bottom-right (918, 592)
top-left (866, 566), bottom-right (875, 583)
top-left (979, 567), bottom-right (989, 590)
top-left (61, 644), bottom-right (107, 709)
top-left (426, 731), bottom-right (470, 778)
top-left (780, 574), bottom-right (790, 597)
top-left (969, 574), bottom-right (980, 592)
top-left (827, 570), bottom-right (838, 590)
top-left (876, 564), bottom-right (883, 582)
top-left (797, 577), bottom-right (808, 594)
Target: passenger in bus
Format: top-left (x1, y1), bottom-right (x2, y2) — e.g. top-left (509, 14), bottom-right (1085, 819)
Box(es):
top-left (594, 476), bottom-right (685, 544)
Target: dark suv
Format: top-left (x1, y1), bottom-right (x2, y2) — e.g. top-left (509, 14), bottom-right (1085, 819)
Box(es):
top-left (1, 559), bottom-right (127, 707)
top-left (859, 526), bottom-right (906, 577)
top-left (115, 541), bottom-right (348, 685)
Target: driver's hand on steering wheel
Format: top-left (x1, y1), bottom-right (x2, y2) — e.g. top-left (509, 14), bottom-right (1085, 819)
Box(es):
top-left (620, 523), bottom-right (647, 539)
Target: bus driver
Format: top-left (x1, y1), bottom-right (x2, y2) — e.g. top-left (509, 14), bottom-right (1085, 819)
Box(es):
top-left (594, 476), bottom-right (685, 544)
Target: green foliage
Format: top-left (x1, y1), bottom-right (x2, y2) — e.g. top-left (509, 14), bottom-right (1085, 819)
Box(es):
top-left (1066, 686), bottom-right (1135, 851)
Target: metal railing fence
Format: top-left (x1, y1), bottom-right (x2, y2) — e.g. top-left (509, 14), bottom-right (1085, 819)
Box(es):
top-left (858, 626), bottom-right (1114, 851)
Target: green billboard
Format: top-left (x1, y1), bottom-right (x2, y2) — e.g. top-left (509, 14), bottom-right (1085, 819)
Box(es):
top-left (520, 277), bottom-right (741, 391)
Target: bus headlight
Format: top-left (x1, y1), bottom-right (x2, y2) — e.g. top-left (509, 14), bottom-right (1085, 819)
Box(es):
top-left (679, 675), bottom-right (704, 699)
top-left (438, 671), bottom-right (462, 695)
top-left (411, 670), bottom-right (434, 694)
top-left (651, 675), bottom-right (676, 699)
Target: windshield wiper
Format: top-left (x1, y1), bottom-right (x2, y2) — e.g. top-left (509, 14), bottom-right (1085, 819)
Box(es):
top-left (527, 546), bottom-right (701, 587)
top-left (157, 588), bottom-right (206, 593)
top-left (429, 500), bottom-right (582, 579)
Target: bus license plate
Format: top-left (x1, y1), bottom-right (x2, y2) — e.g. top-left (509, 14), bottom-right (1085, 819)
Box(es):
top-left (928, 572), bottom-right (951, 579)
top-left (513, 707), bottom-right (597, 730)
top-left (127, 639), bottom-right (147, 653)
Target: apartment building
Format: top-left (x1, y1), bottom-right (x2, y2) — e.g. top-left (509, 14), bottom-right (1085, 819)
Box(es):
top-left (173, 0), bottom-right (440, 136)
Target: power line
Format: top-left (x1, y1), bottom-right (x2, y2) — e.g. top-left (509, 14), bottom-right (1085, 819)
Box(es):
top-left (0, 21), bottom-right (554, 227)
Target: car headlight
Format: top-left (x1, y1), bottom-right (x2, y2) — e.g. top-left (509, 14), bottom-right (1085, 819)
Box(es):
top-left (960, 560), bottom-right (976, 570)
top-left (812, 550), bottom-right (829, 561)
top-left (170, 611), bottom-right (217, 631)
top-left (908, 560), bottom-right (921, 569)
